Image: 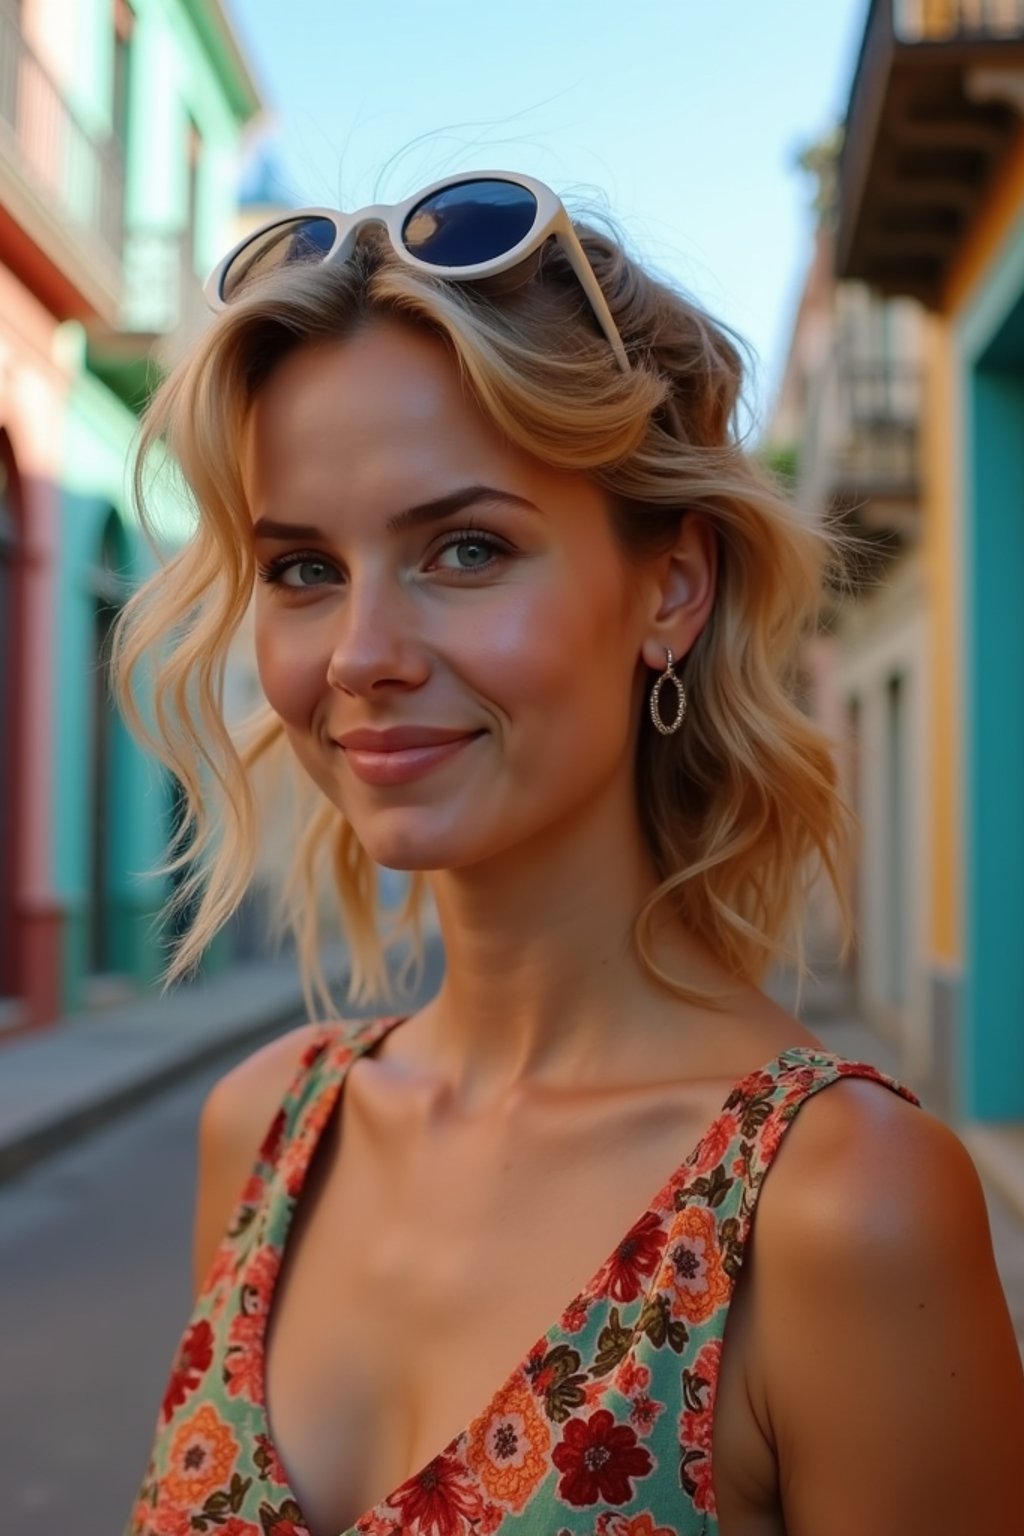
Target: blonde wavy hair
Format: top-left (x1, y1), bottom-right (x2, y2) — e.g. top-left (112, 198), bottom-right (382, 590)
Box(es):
top-left (113, 213), bottom-right (853, 1017)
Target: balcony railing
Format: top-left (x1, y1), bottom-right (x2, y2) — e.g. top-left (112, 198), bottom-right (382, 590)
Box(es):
top-left (837, 0), bottom-right (1024, 303)
top-left (0, 5), bottom-right (124, 266)
top-left (94, 224), bottom-right (212, 375)
top-left (832, 361), bottom-right (921, 496)
top-left (121, 229), bottom-right (204, 334)
top-left (898, 0), bottom-right (1024, 38)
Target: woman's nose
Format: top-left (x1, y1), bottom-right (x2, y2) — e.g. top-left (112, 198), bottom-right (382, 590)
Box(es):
top-left (324, 587), bottom-right (430, 696)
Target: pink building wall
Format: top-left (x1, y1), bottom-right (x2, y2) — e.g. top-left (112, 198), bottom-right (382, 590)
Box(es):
top-left (0, 260), bottom-right (71, 1027)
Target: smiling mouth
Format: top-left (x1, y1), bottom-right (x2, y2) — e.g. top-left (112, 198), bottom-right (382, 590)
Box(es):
top-left (338, 731), bottom-right (485, 787)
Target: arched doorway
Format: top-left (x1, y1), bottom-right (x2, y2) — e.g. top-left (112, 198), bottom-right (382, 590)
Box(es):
top-left (87, 510), bottom-right (129, 980)
top-left (0, 433), bottom-right (24, 1003)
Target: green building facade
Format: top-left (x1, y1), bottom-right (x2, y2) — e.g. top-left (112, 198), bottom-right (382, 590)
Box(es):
top-left (53, 0), bottom-right (261, 1013)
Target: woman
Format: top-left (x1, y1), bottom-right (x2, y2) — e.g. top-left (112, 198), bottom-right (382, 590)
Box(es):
top-left (118, 173), bottom-right (1024, 1536)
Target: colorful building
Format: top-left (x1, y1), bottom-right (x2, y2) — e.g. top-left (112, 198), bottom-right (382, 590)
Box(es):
top-left (835, 0), bottom-right (1024, 1128)
top-left (769, 200), bottom-right (933, 1093)
top-left (0, 0), bottom-right (260, 1032)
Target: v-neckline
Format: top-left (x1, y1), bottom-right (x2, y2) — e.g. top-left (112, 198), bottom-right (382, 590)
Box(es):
top-left (255, 1018), bottom-right (822, 1536)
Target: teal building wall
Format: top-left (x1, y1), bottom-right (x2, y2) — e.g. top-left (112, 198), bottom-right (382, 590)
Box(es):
top-left (52, 0), bottom-right (259, 1011)
top-left (957, 212), bottom-right (1024, 1119)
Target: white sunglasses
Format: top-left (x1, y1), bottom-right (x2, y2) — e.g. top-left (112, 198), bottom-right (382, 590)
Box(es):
top-left (204, 169), bottom-right (630, 372)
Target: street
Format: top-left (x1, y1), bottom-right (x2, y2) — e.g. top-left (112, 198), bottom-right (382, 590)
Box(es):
top-left (2, 1022), bottom-right (1023, 1536)
top-left (0, 1044), bottom-right (251, 1536)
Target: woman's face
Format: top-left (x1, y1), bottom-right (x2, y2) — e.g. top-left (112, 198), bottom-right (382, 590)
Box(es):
top-left (245, 319), bottom-right (664, 873)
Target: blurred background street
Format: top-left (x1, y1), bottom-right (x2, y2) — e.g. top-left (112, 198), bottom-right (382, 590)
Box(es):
top-left (4, 0), bottom-right (1024, 1531)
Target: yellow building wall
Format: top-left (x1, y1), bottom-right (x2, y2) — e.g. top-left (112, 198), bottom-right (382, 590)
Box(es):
top-left (921, 317), bottom-right (960, 965)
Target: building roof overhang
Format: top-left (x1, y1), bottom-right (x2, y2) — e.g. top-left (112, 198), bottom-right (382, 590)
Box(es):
top-left (836, 0), bottom-right (1024, 306)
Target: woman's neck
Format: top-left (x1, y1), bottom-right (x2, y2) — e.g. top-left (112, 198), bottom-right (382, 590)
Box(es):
top-left (410, 786), bottom-right (741, 1101)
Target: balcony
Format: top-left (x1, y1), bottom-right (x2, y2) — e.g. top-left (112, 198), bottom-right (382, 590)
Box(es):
top-left (85, 225), bottom-right (213, 405)
top-left (119, 226), bottom-right (211, 360)
top-left (0, 4), bottom-right (124, 323)
top-left (831, 360), bottom-right (921, 506)
top-left (799, 354), bottom-right (922, 570)
top-left (836, 0), bottom-right (1024, 305)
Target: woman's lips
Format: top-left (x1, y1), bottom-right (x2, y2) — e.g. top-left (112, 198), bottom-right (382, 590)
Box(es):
top-left (339, 732), bottom-right (484, 787)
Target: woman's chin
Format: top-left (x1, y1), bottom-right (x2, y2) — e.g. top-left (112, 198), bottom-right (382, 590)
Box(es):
top-left (353, 825), bottom-right (469, 874)
top-left (354, 818), bottom-right (506, 876)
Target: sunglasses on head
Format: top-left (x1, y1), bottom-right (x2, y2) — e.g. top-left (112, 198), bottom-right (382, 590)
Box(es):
top-left (203, 169), bottom-right (630, 372)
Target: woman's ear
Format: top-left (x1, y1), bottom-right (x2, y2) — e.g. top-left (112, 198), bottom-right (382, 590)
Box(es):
top-left (640, 512), bottom-right (717, 672)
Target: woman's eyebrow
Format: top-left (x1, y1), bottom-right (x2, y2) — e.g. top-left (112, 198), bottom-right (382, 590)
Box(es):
top-left (385, 485), bottom-right (541, 533)
top-left (251, 486), bottom-right (540, 543)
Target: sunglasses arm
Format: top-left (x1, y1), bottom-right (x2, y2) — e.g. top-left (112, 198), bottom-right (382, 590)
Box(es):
top-left (552, 215), bottom-right (630, 373)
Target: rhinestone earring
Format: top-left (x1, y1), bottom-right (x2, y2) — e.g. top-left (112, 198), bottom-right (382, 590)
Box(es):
top-left (649, 647), bottom-right (687, 736)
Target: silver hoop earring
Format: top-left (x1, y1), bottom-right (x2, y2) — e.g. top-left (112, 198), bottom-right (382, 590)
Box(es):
top-left (649, 647), bottom-right (687, 736)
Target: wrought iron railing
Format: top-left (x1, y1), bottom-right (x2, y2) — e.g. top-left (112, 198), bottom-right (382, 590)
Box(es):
top-left (897, 0), bottom-right (1024, 39)
top-left (833, 360), bottom-right (921, 492)
top-left (0, 5), bottom-right (124, 264)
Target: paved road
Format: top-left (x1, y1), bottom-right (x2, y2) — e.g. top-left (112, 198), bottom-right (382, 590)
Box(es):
top-left (0, 1044), bottom-right (248, 1536)
top-left (3, 1012), bottom-right (1022, 1536)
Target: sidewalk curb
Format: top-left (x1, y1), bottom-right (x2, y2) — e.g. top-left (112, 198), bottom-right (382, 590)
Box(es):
top-left (0, 932), bottom-right (447, 1190)
top-left (0, 990), bottom-right (307, 1188)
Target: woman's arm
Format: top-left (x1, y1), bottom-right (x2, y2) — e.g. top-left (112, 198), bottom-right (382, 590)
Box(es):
top-left (748, 1076), bottom-right (1024, 1535)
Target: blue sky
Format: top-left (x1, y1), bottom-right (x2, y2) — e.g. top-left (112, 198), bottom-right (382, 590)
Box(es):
top-left (222, 0), bottom-right (868, 423)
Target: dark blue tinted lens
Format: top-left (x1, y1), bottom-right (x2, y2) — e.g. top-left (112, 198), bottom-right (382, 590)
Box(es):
top-left (221, 216), bottom-right (336, 301)
top-left (401, 179), bottom-right (538, 267)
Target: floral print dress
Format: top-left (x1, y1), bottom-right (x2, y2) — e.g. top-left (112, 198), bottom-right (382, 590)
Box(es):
top-left (126, 1014), bottom-right (920, 1536)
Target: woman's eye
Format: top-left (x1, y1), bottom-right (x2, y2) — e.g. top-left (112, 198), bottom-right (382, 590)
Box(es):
top-left (432, 533), bottom-right (505, 574)
top-left (259, 554), bottom-right (340, 589)
top-left (257, 534), bottom-right (507, 589)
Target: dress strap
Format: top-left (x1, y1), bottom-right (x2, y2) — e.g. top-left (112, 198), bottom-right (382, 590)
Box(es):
top-left (202, 1014), bottom-right (407, 1301)
top-left (709, 1046), bottom-right (921, 1273)
top-left (255, 1013), bottom-right (409, 1182)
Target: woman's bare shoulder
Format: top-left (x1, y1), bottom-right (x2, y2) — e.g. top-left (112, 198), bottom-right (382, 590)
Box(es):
top-left (192, 1021), bottom-right (336, 1291)
top-left (745, 1076), bottom-right (1024, 1533)
top-left (198, 1021), bottom-right (333, 1153)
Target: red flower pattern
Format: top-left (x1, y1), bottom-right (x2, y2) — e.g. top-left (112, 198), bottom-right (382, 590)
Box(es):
top-left (692, 1112), bottom-right (739, 1174)
top-left (147, 1503), bottom-right (192, 1536)
top-left (385, 1453), bottom-right (484, 1535)
top-left (560, 1298), bottom-right (591, 1334)
top-left (615, 1358), bottom-right (651, 1397)
top-left (223, 1342), bottom-right (264, 1402)
top-left (679, 1339), bottom-right (724, 1515)
top-left (629, 1392), bottom-right (665, 1435)
top-left (595, 1212), bottom-right (666, 1303)
top-left (552, 1409), bottom-right (654, 1506)
top-left (596, 1516), bottom-right (677, 1536)
top-left (228, 1246), bottom-right (280, 1347)
top-left (258, 1509), bottom-right (304, 1536)
top-left (253, 1430), bottom-right (289, 1485)
top-left (357, 1517), bottom-right (398, 1536)
top-left (124, 1025), bottom-right (918, 1536)
top-left (160, 1320), bottom-right (214, 1423)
